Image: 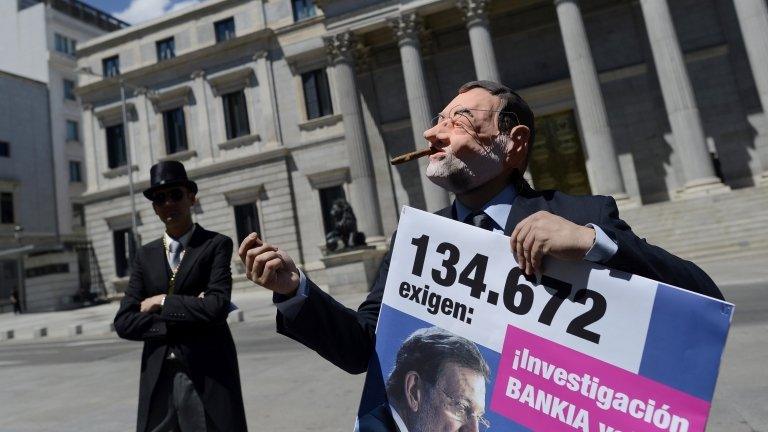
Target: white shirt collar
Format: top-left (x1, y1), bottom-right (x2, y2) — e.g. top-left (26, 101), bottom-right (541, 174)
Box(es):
top-left (164, 224), bottom-right (196, 249)
top-left (388, 405), bottom-right (409, 432)
top-left (454, 184), bottom-right (517, 232)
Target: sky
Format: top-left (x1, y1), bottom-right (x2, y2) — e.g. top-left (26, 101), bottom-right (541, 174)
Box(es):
top-left (84, 0), bottom-right (204, 25)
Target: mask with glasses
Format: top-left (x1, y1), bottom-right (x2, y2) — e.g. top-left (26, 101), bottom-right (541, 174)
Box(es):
top-left (151, 188), bottom-right (186, 205)
top-left (431, 105), bottom-right (521, 135)
top-left (436, 386), bottom-right (491, 431)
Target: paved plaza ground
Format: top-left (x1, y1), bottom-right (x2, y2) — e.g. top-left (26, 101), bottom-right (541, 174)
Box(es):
top-left (0, 256), bottom-right (766, 431)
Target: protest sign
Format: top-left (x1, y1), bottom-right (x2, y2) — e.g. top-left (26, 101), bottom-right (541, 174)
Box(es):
top-left (363, 206), bottom-right (733, 432)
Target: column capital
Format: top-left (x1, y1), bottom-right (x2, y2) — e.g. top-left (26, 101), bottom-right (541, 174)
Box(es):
top-left (252, 50), bottom-right (269, 61)
top-left (457, 0), bottom-right (491, 27)
top-left (388, 12), bottom-right (423, 45)
top-left (189, 70), bottom-right (206, 80)
top-left (553, 0), bottom-right (578, 6)
top-left (324, 32), bottom-right (358, 65)
top-left (81, 103), bottom-right (93, 111)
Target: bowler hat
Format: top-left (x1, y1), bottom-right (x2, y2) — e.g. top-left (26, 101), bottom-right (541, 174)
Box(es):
top-left (143, 160), bottom-right (198, 200)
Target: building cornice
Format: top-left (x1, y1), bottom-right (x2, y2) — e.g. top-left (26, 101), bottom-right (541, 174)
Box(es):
top-left (80, 146), bottom-right (290, 204)
top-left (77, 28), bottom-right (275, 102)
top-left (76, 0), bottom-right (250, 56)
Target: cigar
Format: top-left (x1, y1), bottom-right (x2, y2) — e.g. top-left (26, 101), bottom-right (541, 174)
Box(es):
top-left (390, 147), bottom-right (438, 165)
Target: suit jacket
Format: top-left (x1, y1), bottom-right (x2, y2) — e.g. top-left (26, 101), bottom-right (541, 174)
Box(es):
top-left (357, 405), bottom-right (399, 432)
top-left (114, 224), bottom-right (247, 432)
top-left (275, 186), bottom-right (723, 426)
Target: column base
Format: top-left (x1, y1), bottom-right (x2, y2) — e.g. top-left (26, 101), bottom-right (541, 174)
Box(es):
top-left (319, 246), bottom-right (387, 295)
top-left (612, 193), bottom-right (641, 210)
top-left (674, 177), bottom-right (731, 200)
top-left (758, 172), bottom-right (768, 186)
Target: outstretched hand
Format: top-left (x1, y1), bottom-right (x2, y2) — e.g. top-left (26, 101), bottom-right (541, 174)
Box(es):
top-left (238, 233), bottom-right (300, 295)
top-left (510, 211), bottom-right (595, 276)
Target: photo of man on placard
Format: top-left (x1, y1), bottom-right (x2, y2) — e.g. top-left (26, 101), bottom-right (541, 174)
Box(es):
top-left (361, 326), bottom-right (491, 432)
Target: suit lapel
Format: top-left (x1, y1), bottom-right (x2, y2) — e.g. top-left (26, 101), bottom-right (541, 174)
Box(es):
top-left (504, 184), bottom-right (548, 235)
top-left (171, 224), bottom-right (210, 294)
top-left (146, 240), bottom-right (171, 294)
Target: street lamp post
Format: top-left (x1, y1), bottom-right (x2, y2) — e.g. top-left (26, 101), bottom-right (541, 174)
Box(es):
top-left (77, 68), bottom-right (142, 257)
top-left (118, 79), bottom-right (141, 253)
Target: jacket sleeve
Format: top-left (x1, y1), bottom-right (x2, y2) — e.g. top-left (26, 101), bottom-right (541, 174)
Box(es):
top-left (274, 236), bottom-right (394, 375)
top-left (595, 197), bottom-right (724, 300)
top-left (113, 249), bottom-right (168, 341)
top-left (160, 236), bottom-right (233, 324)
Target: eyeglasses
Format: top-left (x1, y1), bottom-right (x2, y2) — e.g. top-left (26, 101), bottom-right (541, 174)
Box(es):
top-left (152, 188), bottom-right (185, 204)
top-left (437, 387), bottom-right (491, 431)
top-left (431, 105), bottom-right (520, 133)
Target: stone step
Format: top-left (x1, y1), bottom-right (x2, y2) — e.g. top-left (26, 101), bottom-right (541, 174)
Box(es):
top-left (647, 226), bottom-right (767, 252)
top-left (624, 199), bottom-right (768, 228)
top-left (636, 218), bottom-right (768, 243)
top-left (622, 187), bottom-right (768, 223)
top-left (677, 240), bottom-right (768, 261)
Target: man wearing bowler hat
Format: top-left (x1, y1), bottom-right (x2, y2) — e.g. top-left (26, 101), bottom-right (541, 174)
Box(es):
top-left (114, 160), bottom-right (247, 432)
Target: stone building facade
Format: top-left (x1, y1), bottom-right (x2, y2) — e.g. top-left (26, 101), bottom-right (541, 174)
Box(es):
top-left (0, 0), bottom-right (126, 312)
top-left (76, 0), bottom-right (768, 293)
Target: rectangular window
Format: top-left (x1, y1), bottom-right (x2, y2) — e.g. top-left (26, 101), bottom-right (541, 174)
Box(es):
top-left (72, 203), bottom-right (85, 228)
top-left (0, 141), bottom-right (8, 158)
top-left (102, 55), bottom-right (120, 77)
top-left (54, 33), bottom-right (77, 56)
top-left (163, 107), bottom-right (188, 154)
top-left (292, 0), bottom-right (317, 21)
top-left (1, 192), bottom-right (14, 224)
top-left (106, 124), bottom-right (127, 169)
top-left (69, 161), bottom-right (82, 183)
top-left (66, 120), bottom-right (79, 141)
top-left (222, 90), bottom-right (250, 140)
top-left (63, 79), bottom-right (76, 100)
top-left (301, 69), bottom-right (333, 120)
top-left (234, 202), bottom-right (261, 246)
top-left (113, 228), bottom-right (136, 278)
top-left (214, 17), bottom-right (236, 43)
top-left (319, 185), bottom-right (345, 235)
top-left (156, 38), bottom-right (176, 62)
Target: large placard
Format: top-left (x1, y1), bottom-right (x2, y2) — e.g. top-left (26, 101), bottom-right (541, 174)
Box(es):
top-left (363, 206), bottom-right (733, 432)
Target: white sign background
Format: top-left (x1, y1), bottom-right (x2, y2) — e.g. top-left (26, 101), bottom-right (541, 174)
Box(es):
top-left (381, 206), bottom-right (660, 373)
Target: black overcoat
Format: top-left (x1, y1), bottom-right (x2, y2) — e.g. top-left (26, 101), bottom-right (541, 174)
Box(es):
top-left (114, 224), bottom-right (247, 432)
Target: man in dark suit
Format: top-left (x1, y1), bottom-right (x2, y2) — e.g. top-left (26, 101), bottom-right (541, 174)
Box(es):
top-left (237, 81), bottom-right (724, 430)
top-left (114, 161), bottom-right (247, 432)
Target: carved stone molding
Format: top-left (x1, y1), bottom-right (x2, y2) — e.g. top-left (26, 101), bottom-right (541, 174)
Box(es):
top-left (457, 0), bottom-right (491, 27)
top-left (389, 12), bottom-right (422, 45)
top-left (324, 32), bottom-right (357, 65)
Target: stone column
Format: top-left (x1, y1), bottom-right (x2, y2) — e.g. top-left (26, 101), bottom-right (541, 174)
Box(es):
top-left (324, 32), bottom-right (383, 237)
top-left (554, 0), bottom-right (627, 199)
top-left (639, 0), bottom-right (726, 195)
top-left (389, 12), bottom-right (451, 212)
top-left (189, 71), bottom-right (215, 160)
top-left (253, 51), bottom-right (281, 146)
top-left (81, 104), bottom-right (100, 192)
top-left (457, 0), bottom-right (500, 83)
top-left (732, 0), bottom-right (768, 181)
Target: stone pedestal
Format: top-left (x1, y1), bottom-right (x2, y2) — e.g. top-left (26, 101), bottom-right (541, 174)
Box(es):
top-left (319, 246), bottom-right (387, 295)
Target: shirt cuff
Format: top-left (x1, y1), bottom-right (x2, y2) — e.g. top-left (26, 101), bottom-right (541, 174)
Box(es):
top-left (274, 269), bottom-right (309, 319)
top-left (584, 224), bottom-right (618, 263)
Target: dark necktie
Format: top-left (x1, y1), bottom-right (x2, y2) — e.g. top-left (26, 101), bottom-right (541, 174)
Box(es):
top-left (467, 211), bottom-right (494, 231)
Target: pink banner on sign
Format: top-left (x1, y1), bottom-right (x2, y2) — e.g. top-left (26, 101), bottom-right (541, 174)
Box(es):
top-left (490, 326), bottom-right (710, 432)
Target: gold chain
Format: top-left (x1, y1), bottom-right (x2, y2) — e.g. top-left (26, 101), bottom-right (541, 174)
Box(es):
top-left (163, 236), bottom-right (186, 295)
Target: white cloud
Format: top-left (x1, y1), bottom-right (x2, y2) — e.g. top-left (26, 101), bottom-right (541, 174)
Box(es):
top-left (114, 0), bottom-right (202, 25)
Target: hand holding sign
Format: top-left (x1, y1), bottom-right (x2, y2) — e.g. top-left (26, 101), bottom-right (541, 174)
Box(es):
top-left (238, 233), bottom-right (300, 295)
top-left (510, 210), bottom-right (596, 276)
